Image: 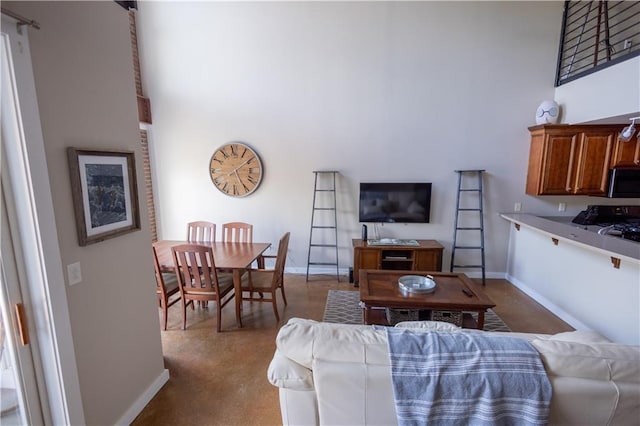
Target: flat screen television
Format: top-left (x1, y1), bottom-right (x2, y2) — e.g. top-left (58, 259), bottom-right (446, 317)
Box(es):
top-left (359, 182), bottom-right (432, 223)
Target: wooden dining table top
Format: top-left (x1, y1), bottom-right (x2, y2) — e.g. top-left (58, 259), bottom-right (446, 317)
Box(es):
top-left (154, 240), bottom-right (271, 272)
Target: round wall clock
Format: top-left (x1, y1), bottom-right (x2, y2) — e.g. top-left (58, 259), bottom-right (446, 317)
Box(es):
top-left (209, 142), bottom-right (263, 197)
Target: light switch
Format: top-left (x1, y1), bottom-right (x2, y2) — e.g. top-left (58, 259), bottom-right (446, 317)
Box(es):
top-left (67, 262), bottom-right (82, 286)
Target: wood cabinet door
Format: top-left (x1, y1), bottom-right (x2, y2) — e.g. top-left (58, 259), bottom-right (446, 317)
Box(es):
top-left (353, 248), bottom-right (381, 285)
top-left (539, 133), bottom-right (578, 194)
top-left (611, 138), bottom-right (640, 167)
top-left (573, 132), bottom-right (613, 195)
top-left (354, 248), bottom-right (380, 285)
top-left (414, 250), bottom-right (443, 271)
top-left (358, 249), bottom-right (380, 270)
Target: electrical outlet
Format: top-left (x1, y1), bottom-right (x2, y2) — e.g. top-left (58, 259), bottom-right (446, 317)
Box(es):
top-left (624, 39), bottom-right (632, 49)
top-left (514, 202), bottom-right (522, 212)
top-left (558, 202), bottom-right (566, 212)
top-left (67, 262), bottom-right (82, 286)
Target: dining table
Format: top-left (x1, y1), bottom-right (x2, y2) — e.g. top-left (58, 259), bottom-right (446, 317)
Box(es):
top-left (153, 240), bottom-right (271, 328)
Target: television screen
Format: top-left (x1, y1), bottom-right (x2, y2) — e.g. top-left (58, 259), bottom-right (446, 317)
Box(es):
top-left (359, 182), bottom-right (431, 223)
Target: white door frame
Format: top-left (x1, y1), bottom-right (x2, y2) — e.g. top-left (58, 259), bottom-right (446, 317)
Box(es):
top-left (1, 167), bottom-right (46, 425)
top-left (1, 16), bottom-right (84, 425)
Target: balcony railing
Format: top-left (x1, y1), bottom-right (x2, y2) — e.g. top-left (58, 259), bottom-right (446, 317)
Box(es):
top-left (556, 0), bottom-right (640, 86)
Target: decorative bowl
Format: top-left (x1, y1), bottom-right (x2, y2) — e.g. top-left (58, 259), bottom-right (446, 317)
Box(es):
top-left (398, 275), bottom-right (436, 295)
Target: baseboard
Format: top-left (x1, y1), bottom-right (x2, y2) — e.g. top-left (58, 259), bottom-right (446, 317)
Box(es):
top-left (287, 266), bottom-right (349, 276)
top-left (288, 266), bottom-right (506, 280)
top-left (457, 271), bottom-right (506, 280)
top-left (115, 368), bottom-right (169, 425)
top-left (506, 273), bottom-right (591, 331)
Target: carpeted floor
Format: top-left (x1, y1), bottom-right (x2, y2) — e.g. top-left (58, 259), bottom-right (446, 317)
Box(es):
top-left (322, 290), bottom-right (511, 332)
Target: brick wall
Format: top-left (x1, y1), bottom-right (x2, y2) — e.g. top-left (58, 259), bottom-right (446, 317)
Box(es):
top-left (129, 9), bottom-right (143, 96)
top-left (129, 9), bottom-right (158, 242)
top-left (140, 129), bottom-right (157, 241)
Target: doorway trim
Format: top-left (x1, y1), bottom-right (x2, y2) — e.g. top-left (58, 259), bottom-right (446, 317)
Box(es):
top-left (1, 16), bottom-right (84, 425)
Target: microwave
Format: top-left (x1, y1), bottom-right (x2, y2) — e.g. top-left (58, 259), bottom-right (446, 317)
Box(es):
top-left (607, 167), bottom-right (640, 198)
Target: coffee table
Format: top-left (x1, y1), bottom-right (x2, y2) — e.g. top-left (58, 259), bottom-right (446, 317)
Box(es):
top-left (359, 270), bottom-right (496, 329)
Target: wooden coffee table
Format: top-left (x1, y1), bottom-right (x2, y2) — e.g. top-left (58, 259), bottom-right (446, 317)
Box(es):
top-left (359, 270), bottom-right (496, 329)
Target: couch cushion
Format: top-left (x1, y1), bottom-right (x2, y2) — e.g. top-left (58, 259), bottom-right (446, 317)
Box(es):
top-left (313, 359), bottom-right (397, 426)
top-left (275, 318), bottom-right (389, 368)
top-left (548, 330), bottom-right (612, 344)
top-left (532, 339), bottom-right (640, 426)
top-left (531, 339), bottom-right (640, 382)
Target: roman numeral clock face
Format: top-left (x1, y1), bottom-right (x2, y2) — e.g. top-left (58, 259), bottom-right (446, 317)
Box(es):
top-left (209, 142), bottom-right (263, 197)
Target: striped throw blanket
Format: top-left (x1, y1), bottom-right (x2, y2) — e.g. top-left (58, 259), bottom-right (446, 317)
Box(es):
top-left (386, 329), bottom-right (551, 426)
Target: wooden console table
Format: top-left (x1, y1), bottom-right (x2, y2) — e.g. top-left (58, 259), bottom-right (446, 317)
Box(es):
top-left (352, 239), bottom-right (443, 286)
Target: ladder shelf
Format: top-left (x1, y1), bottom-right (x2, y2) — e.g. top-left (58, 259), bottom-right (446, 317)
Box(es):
top-left (306, 171), bottom-right (340, 282)
top-left (450, 169), bottom-right (486, 285)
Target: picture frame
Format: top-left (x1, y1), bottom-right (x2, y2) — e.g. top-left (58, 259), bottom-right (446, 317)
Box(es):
top-left (67, 148), bottom-right (141, 246)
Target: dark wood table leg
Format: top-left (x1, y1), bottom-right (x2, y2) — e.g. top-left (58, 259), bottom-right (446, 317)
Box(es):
top-left (477, 310), bottom-right (485, 330)
top-left (364, 305), bottom-right (371, 325)
top-left (233, 269), bottom-right (243, 328)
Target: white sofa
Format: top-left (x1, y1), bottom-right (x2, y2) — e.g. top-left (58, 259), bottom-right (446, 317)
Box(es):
top-left (267, 318), bottom-right (640, 425)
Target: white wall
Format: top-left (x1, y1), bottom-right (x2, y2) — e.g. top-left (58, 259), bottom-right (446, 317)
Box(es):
top-left (5, 2), bottom-right (167, 425)
top-left (555, 57), bottom-right (640, 124)
top-left (136, 1), bottom-right (636, 277)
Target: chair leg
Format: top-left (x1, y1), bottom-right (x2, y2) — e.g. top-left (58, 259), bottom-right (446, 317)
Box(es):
top-left (280, 285), bottom-right (288, 306)
top-left (182, 299), bottom-right (188, 330)
top-left (247, 272), bottom-right (255, 301)
top-left (161, 297), bottom-right (168, 331)
top-left (216, 299), bottom-right (222, 332)
top-left (272, 296), bottom-right (280, 322)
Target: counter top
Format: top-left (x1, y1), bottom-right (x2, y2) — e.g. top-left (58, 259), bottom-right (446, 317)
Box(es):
top-left (500, 213), bottom-right (640, 262)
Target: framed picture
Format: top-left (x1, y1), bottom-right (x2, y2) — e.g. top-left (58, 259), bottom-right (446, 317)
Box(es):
top-left (67, 148), bottom-right (141, 246)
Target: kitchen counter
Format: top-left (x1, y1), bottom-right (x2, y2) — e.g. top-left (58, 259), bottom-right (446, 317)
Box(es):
top-left (500, 213), bottom-right (640, 263)
top-left (500, 212), bottom-right (639, 345)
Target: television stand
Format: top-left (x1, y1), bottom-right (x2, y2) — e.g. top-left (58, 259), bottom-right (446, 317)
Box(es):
top-left (352, 239), bottom-right (443, 286)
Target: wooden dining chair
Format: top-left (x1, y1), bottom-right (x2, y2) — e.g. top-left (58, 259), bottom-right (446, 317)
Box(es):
top-left (171, 243), bottom-right (235, 332)
top-left (152, 243), bottom-right (183, 330)
top-left (186, 221), bottom-right (216, 242)
top-left (222, 222), bottom-right (253, 243)
top-left (222, 221), bottom-right (263, 269)
top-left (241, 232), bottom-right (290, 322)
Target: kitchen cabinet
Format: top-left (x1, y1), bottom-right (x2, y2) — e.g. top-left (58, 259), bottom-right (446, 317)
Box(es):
top-left (611, 137), bottom-right (640, 167)
top-left (526, 124), bottom-right (623, 196)
top-left (352, 239), bottom-right (443, 286)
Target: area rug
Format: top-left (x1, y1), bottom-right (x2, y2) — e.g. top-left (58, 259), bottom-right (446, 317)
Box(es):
top-left (322, 290), bottom-right (511, 332)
